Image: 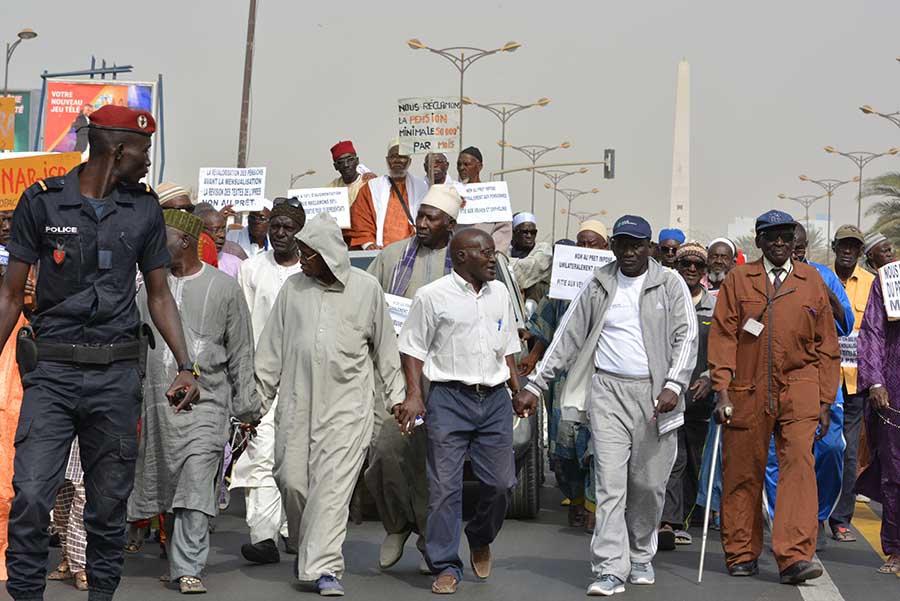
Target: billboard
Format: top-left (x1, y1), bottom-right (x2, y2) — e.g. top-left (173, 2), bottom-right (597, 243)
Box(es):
top-left (42, 79), bottom-right (155, 153)
top-left (4, 91), bottom-right (33, 151)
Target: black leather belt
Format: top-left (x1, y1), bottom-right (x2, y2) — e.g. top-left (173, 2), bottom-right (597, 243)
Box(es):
top-left (37, 341), bottom-right (141, 365)
top-left (440, 381), bottom-right (506, 396)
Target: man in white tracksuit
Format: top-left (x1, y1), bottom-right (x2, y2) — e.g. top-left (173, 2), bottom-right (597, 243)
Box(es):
top-left (518, 215), bottom-right (697, 597)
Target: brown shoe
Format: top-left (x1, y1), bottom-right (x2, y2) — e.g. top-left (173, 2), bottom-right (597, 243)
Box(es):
top-left (584, 510), bottom-right (596, 534)
top-left (469, 545), bottom-right (492, 579)
top-left (431, 573), bottom-right (458, 594)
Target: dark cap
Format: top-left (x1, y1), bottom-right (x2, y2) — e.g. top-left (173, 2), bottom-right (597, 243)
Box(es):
top-left (89, 105), bottom-right (156, 137)
top-left (834, 224), bottom-right (864, 244)
top-left (755, 209), bottom-right (797, 233)
top-left (460, 146), bottom-right (483, 163)
top-left (612, 215), bottom-right (652, 239)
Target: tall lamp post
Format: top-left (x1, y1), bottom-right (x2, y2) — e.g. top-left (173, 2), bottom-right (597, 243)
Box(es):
top-left (3, 28), bottom-right (38, 97)
top-left (289, 169), bottom-right (316, 188)
top-left (777, 193), bottom-right (823, 230)
top-left (566, 209), bottom-right (607, 225)
top-left (500, 140), bottom-right (570, 212)
top-left (461, 97), bottom-right (550, 173)
top-left (823, 146), bottom-right (899, 227)
top-left (536, 168), bottom-right (589, 240)
top-left (553, 187), bottom-right (600, 238)
top-left (406, 39), bottom-right (521, 149)
top-left (798, 175), bottom-right (859, 261)
top-left (860, 105), bottom-right (900, 130)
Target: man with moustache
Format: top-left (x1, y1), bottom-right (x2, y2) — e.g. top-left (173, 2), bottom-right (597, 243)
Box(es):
top-left (706, 238), bottom-right (737, 296)
top-left (227, 205), bottom-right (272, 258)
top-left (196, 203), bottom-right (244, 278)
top-left (424, 153), bottom-right (454, 186)
top-left (328, 140), bottom-right (375, 207)
top-left (864, 232), bottom-right (895, 273)
top-left (509, 212), bottom-right (553, 303)
top-left (456, 147), bottom-right (513, 255)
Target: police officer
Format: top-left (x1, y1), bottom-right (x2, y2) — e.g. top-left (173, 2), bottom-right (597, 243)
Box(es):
top-left (0, 105), bottom-right (200, 601)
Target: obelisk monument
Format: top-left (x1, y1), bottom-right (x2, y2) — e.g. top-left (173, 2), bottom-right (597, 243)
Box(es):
top-left (669, 59), bottom-right (690, 232)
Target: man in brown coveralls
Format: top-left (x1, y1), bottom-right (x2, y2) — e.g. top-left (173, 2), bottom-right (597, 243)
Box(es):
top-left (709, 209), bottom-right (840, 585)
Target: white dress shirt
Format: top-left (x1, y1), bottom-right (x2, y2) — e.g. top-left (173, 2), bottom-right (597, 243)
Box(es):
top-left (399, 270), bottom-right (521, 387)
top-left (763, 256), bottom-right (793, 286)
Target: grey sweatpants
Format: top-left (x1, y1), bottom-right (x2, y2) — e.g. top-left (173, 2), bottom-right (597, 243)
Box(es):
top-left (588, 372), bottom-right (677, 580)
top-left (167, 509), bottom-right (210, 580)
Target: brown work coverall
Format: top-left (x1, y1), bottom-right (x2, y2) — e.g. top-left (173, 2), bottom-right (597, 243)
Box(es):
top-left (708, 259), bottom-right (840, 571)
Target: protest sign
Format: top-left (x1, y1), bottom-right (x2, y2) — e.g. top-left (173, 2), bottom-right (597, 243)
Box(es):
top-left (43, 80), bottom-right (155, 153)
top-left (839, 331), bottom-right (858, 368)
top-left (456, 181), bottom-right (513, 225)
top-left (879, 261), bottom-right (900, 321)
top-left (0, 97), bottom-right (14, 151)
top-left (197, 167), bottom-right (267, 212)
top-left (398, 97), bottom-right (460, 154)
top-left (385, 293), bottom-right (413, 335)
top-left (287, 187), bottom-right (351, 228)
top-left (549, 244), bottom-right (615, 300)
top-left (0, 152), bottom-right (83, 210)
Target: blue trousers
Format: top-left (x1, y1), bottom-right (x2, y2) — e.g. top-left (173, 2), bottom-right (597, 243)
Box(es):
top-left (424, 383), bottom-right (516, 581)
top-left (6, 362), bottom-right (142, 601)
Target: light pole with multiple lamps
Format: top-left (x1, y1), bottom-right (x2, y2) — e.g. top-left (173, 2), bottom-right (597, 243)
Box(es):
top-left (798, 175), bottom-right (859, 261)
top-left (553, 187), bottom-right (600, 238)
top-left (461, 97), bottom-right (550, 173)
top-left (777, 193), bottom-right (823, 230)
top-left (406, 39), bottom-right (521, 149)
top-left (499, 140), bottom-right (570, 212)
top-left (3, 28), bottom-right (37, 97)
top-left (566, 209), bottom-right (607, 226)
top-left (289, 169), bottom-right (316, 188)
top-left (536, 168), bottom-right (589, 240)
top-left (823, 146), bottom-right (899, 227)
top-left (860, 104), bottom-right (900, 130)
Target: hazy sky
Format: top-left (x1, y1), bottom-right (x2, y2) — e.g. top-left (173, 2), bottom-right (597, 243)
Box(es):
top-left (4, 0), bottom-right (900, 242)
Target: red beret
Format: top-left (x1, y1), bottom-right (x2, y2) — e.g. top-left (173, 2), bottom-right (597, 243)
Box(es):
top-left (89, 105), bottom-right (156, 136)
top-left (330, 140), bottom-right (356, 160)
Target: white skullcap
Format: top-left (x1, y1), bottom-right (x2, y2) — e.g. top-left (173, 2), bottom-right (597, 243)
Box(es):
top-left (707, 237), bottom-right (736, 256)
top-left (578, 220), bottom-right (608, 239)
top-left (512, 212), bottom-right (537, 228)
top-left (387, 138), bottom-right (412, 156)
top-left (420, 184), bottom-right (463, 220)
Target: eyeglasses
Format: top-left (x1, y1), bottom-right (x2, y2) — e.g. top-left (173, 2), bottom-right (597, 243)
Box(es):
top-left (761, 230), bottom-right (794, 243)
top-left (273, 197), bottom-right (303, 209)
top-left (677, 259), bottom-right (707, 270)
top-left (661, 246), bottom-right (679, 255)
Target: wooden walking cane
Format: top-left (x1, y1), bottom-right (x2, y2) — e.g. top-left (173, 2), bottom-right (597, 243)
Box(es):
top-left (698, 406), bottom-right (731, 583)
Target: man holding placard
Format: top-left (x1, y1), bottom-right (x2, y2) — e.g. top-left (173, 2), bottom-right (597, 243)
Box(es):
top-left (456, 147), bottom-right (512, 255)
top-left (365, 184), bottom-right (462, 574)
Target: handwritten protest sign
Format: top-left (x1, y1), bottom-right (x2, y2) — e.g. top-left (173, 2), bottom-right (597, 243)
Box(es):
top-left (398, 97), bottom-right (460, 154)
top-left (456, 182), bottom-right (513, 225)
top-left (197, 167), bottom-right (267, 211)
top-left (287, 187), bottom-right (351, 228)
top-left (879, 261), bottom-right (900, 321)
top-left (385, 293), bottom-right (413, 335)
top-left (0, 152), bottom-right (83, 210)
top-left (549, 244), bottom-right (615, 300)
top-left (839, 331), bottom-right (858, 368)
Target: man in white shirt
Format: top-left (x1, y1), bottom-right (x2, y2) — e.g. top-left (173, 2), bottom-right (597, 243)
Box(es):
top-left (519, 215), bottom-right (697, 596)
top-left (394, 228), bottom-right (532, 595)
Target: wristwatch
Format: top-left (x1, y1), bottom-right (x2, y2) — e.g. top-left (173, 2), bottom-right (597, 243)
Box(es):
top-left (178, 361), bottom-right (200, 379)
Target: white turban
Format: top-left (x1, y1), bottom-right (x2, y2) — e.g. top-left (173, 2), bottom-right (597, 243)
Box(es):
top-left (707, 237), bottom-right (736, 257)
top-left (512, 212), bottom-right (537, 228)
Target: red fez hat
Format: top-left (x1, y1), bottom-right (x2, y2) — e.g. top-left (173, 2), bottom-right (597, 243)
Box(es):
top-left (330, 140), bottom-right (356, 160)
top-left (89, 105), bottom-right (156, 136)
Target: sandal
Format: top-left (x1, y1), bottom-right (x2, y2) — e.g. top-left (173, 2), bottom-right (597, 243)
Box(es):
top-left (877, 555), bottom-right (900, 574)
top-left (674, 529), bottom-right (693, 545)
top-left (832, 526), bottom-right (857, 543)
top-left (74, 571), bottom-right (88, 591)
top-left (179, 576), bottom-right (207, 594)
top-left (48, 559), bottom-right (72, 581)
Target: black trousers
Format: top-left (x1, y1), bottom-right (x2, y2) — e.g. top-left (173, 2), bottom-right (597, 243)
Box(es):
top-left (829, 386), bottom-right (865, 529)
top-left (6, 361), bottom-right (142, 601)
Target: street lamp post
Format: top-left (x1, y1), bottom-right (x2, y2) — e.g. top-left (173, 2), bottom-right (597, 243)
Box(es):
top-left (555, 187), bottom-right (600, 238)
top-left (798, 175), bottom-right (859, 262)
top-left (860, 105), bottom-right (900, 130)
top-left (3, 28), bottom-right (38, 97)
top-left (461, 97), bottom-right (550, 174)
top-left (566, 209), bottom-right (607, 225)
top-left (777, 193), bottom-right (824, 231)
top-left (500, 141), bottom-right (570, 212)
top-left (536, 168), bottom-right (589, 240)
top-left (406, 39), bottom-right (521, 149)
top-left (289, 169), bottom-right (316, 189)
top-left (823, 146), bottom-right (899, 227)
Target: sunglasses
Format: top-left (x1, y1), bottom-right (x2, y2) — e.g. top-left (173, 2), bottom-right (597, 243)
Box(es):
top-left (661, 246), bottom-right (678, 255)
top-left (274, 197), bottom-right (303, 209)
top-left (677, 259), bottom-right (707, 270)
top-left (761, 230), bottom-right (795, 243)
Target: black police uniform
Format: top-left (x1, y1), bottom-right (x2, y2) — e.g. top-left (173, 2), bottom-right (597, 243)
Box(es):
top-left (5, 164), bottom-right (170, 601)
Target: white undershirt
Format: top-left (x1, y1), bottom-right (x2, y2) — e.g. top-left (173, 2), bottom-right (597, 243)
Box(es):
top-left (595, 270), bottom-right (650, 378)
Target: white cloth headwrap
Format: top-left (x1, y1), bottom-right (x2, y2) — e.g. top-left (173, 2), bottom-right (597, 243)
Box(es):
top-left (707, 237), bottom-right (736, 257)
top-left (513, 212), bottom-right (537, 228)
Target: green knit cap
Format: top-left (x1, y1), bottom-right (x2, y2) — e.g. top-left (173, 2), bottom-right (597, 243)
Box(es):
top-left (163, 209), bottom-right (203, 239)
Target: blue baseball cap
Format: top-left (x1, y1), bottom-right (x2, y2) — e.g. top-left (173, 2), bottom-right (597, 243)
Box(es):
top-left (612, 215), bottom-right (652, 240)
top-left (755, 209), bottom-right (797, 233)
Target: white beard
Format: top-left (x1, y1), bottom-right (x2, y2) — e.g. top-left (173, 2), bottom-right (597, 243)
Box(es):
top-left (708, 269), bottom-right (726, 284)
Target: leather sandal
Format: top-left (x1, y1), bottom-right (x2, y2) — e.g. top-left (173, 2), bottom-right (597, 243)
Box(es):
top-left (179, 575), bottom-right (207, 594)
top-left (877, 555), bottom-right (900, 574)
top-left (48, 559), bottom-right (72, 581)
top-left (832, 526), bottom-right (856, 542)
top-left (74, 571), bottom-right (88, 591)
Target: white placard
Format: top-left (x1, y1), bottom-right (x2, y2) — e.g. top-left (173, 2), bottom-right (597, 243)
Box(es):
top-left (549, 244), bottom-right (615, 300)
top-left (879, 261), bottom-right (900, 321)
top-left (839, 331), bottom-right (858, 368)
top-left (287, 187), bottom-right (351, 229)
top-left (456, 182), bottom-right (513, 225)
top-left (197, 167), bottom-right (267, 211)
top-left (398, 97), bottom-right (461, 154)
top-left (385, 293), bottom-right (413, 335)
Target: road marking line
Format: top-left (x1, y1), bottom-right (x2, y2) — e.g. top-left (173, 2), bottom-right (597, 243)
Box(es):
top-left (799, 557), bottom-right (845, 601)
top-left (853, 502), bottom-right (900, 579)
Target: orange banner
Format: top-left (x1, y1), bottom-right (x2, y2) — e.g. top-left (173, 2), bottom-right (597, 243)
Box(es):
top-left (0, 97), bottom-right (14, 152)
top-left (0, 153), bottom-right (83, 210)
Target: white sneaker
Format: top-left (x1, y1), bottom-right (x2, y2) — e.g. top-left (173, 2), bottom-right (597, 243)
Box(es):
top-left (379, 531), bottom-right (411, 569)
top-left (587, 575), bottom-right (625, 596)
top-left (628, 562), bottom-right (655, 585)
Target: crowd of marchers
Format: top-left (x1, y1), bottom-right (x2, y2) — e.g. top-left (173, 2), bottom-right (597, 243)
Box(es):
top-left (0, 106), bottom-right (898, 600)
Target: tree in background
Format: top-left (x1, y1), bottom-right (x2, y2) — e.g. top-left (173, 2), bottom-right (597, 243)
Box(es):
top-left (863, 172), bottom-right (900, 250)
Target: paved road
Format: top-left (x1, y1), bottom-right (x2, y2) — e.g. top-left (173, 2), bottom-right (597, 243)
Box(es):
top-left (7, 487), bottom-right (897, 600)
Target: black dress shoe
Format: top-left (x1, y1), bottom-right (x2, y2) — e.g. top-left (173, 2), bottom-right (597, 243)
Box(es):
top-left (728, 560), bottom-right (759, 577)
top-left (241, 539), bottom-right (280, 564)
top-left (780, 560), bottom-right (823, 584)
